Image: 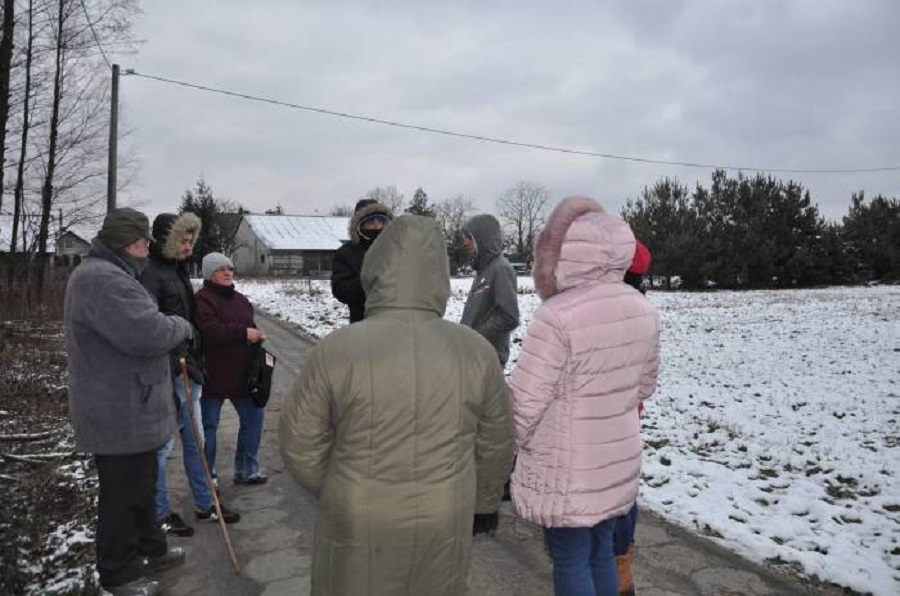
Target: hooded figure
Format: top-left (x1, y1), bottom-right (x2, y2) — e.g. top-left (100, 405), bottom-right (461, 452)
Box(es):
top-left (459, 214), bottom-right (520, 364)
top-left (280, 215), bottom-right (515, 596)
top-left (140, 212), bottom-right (204, 382)
top-left (509, 196), bottom-right (659, 594)
top-left (624, 239), bottom-right (652, 294)
top-left (331, 199), bottom-right (394, 322)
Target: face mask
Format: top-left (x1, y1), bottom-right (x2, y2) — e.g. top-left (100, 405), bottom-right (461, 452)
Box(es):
top-left (359, 227), bottom-right (383, 245)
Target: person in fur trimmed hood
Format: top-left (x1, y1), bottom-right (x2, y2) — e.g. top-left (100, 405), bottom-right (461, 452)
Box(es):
top-left (331, 199), bottom-right (394, 322)
top-left (508, 197), bottom-right (660, 596)
top-left (141, 212), bottom-right (240, 537)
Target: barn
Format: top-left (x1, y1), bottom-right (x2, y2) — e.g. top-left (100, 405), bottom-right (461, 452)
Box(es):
top-left (231, 214), bottom-right (349, 277)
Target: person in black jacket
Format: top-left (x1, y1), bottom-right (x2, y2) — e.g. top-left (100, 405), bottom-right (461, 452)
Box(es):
top-left (141, 212), bottom-right (239, 538)
top-left (330, 199), bottom-right (393, 322)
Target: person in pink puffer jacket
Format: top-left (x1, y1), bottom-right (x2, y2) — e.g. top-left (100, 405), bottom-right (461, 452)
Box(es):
top-left (509, 196), bottom-right (660, 596)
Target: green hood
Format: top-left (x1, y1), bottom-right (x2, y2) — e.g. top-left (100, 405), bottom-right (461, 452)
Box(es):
top-left (361, 214), bottom-right (450, 317)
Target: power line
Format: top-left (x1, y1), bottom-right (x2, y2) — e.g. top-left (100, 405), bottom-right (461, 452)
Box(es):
top-left (125, 70), bottom-right (900, 175)
top-left (79, 0), bottom-right (111, 69)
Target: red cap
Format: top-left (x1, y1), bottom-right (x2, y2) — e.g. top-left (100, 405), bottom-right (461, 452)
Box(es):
top-left (628, 240), bottom-right (652, 275)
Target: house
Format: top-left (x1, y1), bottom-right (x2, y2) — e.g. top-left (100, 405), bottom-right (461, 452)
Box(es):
top-left (232, 214), bottom-right (349, 277)
top-left (55, 229), bottom-right (92, 265)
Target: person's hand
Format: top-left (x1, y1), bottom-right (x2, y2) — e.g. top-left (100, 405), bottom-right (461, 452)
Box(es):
top-left (473, 512), bottom-right (499, 535)
top-left (247, 328), bottom-right (266, 343)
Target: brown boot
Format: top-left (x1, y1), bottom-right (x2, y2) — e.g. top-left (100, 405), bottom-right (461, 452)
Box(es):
top-left (616, 544), bottom-right (635, 595)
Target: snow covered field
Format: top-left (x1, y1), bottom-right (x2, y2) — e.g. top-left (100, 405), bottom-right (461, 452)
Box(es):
top-left (239, 278), bottom-right (899, 596)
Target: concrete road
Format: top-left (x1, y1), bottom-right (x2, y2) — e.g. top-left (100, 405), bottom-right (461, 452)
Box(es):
top-left (155, 312), bottom-right (845, 595)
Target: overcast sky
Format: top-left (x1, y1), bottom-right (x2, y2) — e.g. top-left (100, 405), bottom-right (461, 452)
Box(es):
top-left (119, 0), bottom-right (900, 222)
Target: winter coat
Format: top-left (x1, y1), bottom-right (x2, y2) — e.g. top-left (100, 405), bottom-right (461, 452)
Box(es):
top-left (331, 202), bottom-right (393, 322)
top-left (140, 212), bottom-right (204, 383)
top-left (459, 215), bottom-right (520, 364)
top-left (510, 196), bottom-right (660, 528)
top-left (194, 280), bottom-right (255, 399)
top-left (279, 215), bottom-right (515, 596)
top-left (65, 239), bottom-right (193, 455)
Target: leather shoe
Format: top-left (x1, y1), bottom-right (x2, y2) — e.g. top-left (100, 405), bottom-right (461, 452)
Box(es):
top-left (143, 546), bottom-right (185, 573)
top-left (101, 577), bottom-right (160, 596)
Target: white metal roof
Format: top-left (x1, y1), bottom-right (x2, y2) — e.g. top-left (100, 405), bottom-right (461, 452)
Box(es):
top-left (244, 214), bottom-right (349, 251)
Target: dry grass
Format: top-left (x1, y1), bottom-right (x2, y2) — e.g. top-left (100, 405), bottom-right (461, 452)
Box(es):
top-left (0, 308), bottom-right (98, 594)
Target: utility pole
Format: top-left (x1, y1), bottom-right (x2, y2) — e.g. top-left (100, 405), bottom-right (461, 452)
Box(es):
top-left (107, 63), bottom-right (119, 213)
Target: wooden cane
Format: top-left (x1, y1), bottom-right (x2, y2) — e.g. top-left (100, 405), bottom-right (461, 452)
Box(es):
top-left (179, 358), bottom-right (241, 575)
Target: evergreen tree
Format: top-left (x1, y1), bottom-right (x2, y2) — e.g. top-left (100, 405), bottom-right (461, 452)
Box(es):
top-left (622, 177), bottom-right (700, 289)
top-left (405, 187), bottom-right (436, 217)
top-left (178, 177), bottom-right (244, 262)
top-left (843, 192), bottom-right (900, 282)
top-left (622, 170), bottom-right (832, 289)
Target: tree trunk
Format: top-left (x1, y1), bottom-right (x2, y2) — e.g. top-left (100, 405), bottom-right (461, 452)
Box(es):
top-left (0, 0), bottom-right (15, 214)
top-left (38, 0), bottom-right (66, 260)
top-left (10, 0), bottom-right (34, 254)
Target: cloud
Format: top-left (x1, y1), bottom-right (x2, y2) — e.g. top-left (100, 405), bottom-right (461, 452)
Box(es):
top-left (119, 0), bottom-right (900, 221)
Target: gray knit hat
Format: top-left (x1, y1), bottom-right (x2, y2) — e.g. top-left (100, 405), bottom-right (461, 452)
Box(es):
top-left (96, 207), bottom-right (152, 250)
top-left (202, 252), bottom-right (234, 281)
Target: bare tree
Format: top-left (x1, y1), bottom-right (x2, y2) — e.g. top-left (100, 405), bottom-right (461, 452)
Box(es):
top-left (0, 0), bottom-right (15, 215)
top-left (329, 203), bottom-right (353, 217)
top-left (495, 181), bottom-right (551, 264)
top-left (9, 0), bottom-right (35, 253)
top-left (25, 0), bottom-right (138, 259)
top-left (434, 194), bottom-right (475, 273)
top-left (361, 185), bottom-right (405, 213)
top-left (434, 194), bottom-right (474, 245)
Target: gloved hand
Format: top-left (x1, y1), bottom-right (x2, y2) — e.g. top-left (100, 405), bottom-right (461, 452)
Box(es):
top-left (473, 512), bottom-right (499, 536)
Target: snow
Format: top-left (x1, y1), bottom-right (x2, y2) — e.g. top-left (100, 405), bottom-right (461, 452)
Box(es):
top-left (244, 214), bottom-right (348, 251)
top-left (238, 277), bottom-right (900, 595)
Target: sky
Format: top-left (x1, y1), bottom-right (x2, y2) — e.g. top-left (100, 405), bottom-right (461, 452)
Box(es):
top-left (117, 0), bottom-right (900, 222)
top-left (238, 278), bottom-right (900, 596)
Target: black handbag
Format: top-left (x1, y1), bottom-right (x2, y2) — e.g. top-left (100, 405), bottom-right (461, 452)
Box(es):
top-left (247, 342), bottom-right (276, 408)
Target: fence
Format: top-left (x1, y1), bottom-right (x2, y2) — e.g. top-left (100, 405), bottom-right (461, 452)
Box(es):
top-left (0, 255), bottom-right (72, 321)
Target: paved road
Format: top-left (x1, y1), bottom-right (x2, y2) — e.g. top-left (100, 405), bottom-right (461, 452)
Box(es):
top-left (155, 312), bottom-right (844, 595)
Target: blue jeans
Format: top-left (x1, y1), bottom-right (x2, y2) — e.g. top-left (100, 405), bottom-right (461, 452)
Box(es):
top-left (544, 519), bottom-right (618, 596)
top-left (155, 375), bottom-right (212, 517)
top-left (201, 397), bottom-right (265, 482)
top-left (614, 501), bottom-right (639, 556)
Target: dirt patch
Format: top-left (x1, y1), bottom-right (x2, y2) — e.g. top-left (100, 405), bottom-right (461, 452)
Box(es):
top-left (0, 320), bottom-right (98, 595)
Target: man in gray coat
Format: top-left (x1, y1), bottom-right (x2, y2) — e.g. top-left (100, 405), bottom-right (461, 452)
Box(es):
top-left (460, 213), bottom-right (521, 518)
top-left (460, 214), bottom-right (520, 365)
top-left (65, 208), bottom-right (194, 596)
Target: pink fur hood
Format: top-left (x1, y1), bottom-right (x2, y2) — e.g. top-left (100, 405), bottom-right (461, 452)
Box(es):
top-left (532, 196), bottom-right (636, 300)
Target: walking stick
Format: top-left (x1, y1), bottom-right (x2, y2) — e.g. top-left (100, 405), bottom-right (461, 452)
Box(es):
top-left (179, 358), bottom-right (241, 575)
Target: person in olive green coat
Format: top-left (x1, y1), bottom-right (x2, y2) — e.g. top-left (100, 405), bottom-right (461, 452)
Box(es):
top-left (279, 214), bottom-right (515, 596)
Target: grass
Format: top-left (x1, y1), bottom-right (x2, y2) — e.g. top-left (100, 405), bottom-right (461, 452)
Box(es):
top-left (0, 266), bottom-right (99, 595)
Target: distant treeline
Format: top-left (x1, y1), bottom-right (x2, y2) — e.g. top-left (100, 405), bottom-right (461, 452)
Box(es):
top-left (621, 170), bottom-right (899, 290)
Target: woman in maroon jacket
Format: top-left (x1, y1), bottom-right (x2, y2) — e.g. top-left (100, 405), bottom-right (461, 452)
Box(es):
top-left (196, 252), bottom-right (268, 485)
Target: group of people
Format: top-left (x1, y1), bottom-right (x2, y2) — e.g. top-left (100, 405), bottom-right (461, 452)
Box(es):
top-left (65, 194), bottom-right (659, 596)
top-left (65, 208), bottom-right (270, 596)
top-left (280, 196), bottom-right (659, 595)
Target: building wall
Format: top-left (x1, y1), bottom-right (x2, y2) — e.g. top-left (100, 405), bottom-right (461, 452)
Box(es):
top-left (231, 218), bottom-right (339, 277)
top-left (232, 218), bottom-right (268, 276)
top-left (55, 233), bottom-right (90, 266)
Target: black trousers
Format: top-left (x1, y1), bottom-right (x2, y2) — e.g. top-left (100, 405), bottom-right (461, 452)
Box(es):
top-left (94, 449), bottom-right (168, 588)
